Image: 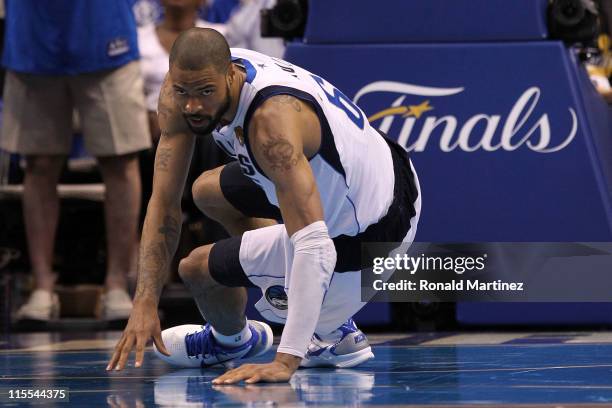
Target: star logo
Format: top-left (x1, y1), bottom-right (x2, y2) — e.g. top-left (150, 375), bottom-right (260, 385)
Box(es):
top-left (405, 100), bottom-right (433, 118)
top-left (367, 100), bottom-right (434, 122)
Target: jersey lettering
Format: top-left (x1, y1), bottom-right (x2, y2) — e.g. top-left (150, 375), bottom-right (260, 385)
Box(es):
top-left (238, 154), bottom-right (256, 176)
top-left (311, 74), bottom-right (365, 130)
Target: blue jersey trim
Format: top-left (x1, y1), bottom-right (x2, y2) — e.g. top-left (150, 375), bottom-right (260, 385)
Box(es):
top-left (233, 57), bottom-right (257, 83)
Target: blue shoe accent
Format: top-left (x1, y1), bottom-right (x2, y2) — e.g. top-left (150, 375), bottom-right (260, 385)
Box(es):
top-left (301, 318), bottom-right (374, 368)
top-left (185, 324), bottom-right (255, 360)
top-left (337, 319), bottom-right (358, 338)
top-left (154, 320), bottom-right (273, 368)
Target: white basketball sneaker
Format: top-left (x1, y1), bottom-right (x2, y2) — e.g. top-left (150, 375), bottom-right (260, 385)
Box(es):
top-left (154, 320), bottom-right (273, 368)
top-left (300, 319), bottom-right (374, 368)
top-left (15, 289), bottom-right (60, 322)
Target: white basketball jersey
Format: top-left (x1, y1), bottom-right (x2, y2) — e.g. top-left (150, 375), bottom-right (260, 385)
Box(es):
top-left (212, 48), bottom-right (395, 238)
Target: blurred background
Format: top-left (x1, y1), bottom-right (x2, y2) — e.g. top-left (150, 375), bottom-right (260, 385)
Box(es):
top-left (0, 0), bottom-right (611, 336)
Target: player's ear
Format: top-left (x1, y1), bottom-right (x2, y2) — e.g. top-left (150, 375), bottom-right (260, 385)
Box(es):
top-left (226, 63), bottom-right (235, 85)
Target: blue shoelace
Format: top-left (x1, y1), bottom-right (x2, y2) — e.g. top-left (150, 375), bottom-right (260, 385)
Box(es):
top-left (185, 325), bottom-right (216, 358)
top-left (338, 319), bottom-right (357, 338)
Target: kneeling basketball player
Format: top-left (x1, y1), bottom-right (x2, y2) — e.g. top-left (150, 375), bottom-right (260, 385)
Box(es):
top-left (108, 28), bottom-right (421, 384)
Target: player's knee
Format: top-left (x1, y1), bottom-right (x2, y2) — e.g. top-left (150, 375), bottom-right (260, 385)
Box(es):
top-left (178, 245), bottom-right (215, 287)
top-left (192, 168), bottom-right (223, 215)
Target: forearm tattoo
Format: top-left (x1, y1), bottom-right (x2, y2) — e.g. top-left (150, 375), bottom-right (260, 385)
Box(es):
top-left (135, 242), bottom-right (167, 298)
top-left (261, 134), bottom-right (299, 172)
top-left (158, 216), bottom-right (179, 250)
top-left (135, 214), bottom-right (180, 298)
top-left (155, 147), bottom-right (172, 172)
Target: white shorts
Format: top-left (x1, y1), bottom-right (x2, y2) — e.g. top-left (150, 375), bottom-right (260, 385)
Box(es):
top-left (237, 172), bottom-right (421, 335)
top-left (209, 139), bottom-right (422, 335)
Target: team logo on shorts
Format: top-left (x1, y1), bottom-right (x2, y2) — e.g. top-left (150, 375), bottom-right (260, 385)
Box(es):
top-left (265, 285), bottom-right (288, 310)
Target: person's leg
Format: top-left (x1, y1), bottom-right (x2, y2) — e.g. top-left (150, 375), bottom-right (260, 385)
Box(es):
top-left (72, 61), bottom-right (150, 299)
top-left (1, 71), bottom-right (73, 320)
top-left (191, 163), bottom-right (278, 236)
top-left (179, 224), bottom-right (290, 335)
top-left (155, 232), bottom-right (280, 367)
top-left (97, 153), bottom-right (141, 291)
top-left (22, 155), bottom-right (66, 291)
top-left (183, 158), bottom-right (281, 329)
top-left (178, 242), bottom-right (249, 335)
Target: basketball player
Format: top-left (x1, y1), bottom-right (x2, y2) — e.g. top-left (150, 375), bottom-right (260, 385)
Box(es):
top-left (107, 28), bottom-right (421, 384)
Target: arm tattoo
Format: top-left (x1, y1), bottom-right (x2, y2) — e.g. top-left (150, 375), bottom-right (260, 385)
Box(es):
top-left (158, 216), bottom-right (179, 250)
top-left (271, 95), bottom-right (302, 112)
top-left (261, 134), bottom-right (299, 172)
top-left (135, 215), bottom-right (180, 298)
top-left (135, 242), bottom-right (168, 298)
top-left (156, 147), bottom-right (172, 172)
top-left (158, 84), bottom-right (175, 121)
top-left (158, 104), bottom-right (172, 122)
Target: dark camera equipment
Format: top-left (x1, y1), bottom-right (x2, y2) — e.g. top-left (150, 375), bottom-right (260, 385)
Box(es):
top-left (548, 0), bottom-right (600, 43)
top-left (261, 0), bottom-right (308, 40)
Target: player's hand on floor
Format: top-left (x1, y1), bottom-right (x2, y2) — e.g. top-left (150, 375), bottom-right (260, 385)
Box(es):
top-left (212, 361), bottom-right (295, 384)
top-left (106, 298), bottom-right (170, 371)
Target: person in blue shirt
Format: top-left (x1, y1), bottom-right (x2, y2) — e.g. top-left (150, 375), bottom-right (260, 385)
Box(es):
top-left (0, 0), bottom-right (151, 322)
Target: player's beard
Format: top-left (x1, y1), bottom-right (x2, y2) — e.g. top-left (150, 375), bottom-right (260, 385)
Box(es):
top-left (185, 82), bottom-right (232, 136)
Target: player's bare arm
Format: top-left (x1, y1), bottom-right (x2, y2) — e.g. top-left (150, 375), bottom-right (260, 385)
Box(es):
top-left (251, 95), bottom-right (323, 235)
top-left (107, 77), bottom-right (196, 371)
top-left (213, 94), bottom-right (332, 384)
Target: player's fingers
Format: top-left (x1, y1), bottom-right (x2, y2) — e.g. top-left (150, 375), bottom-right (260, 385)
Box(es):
top-left (222, 368), bottom-right (254, 384)
top-left (153, 331), bottom-right (170, 356)
top-left (213, 370), bottom-right (241, 384)
top-left (212, 367), bottom-right (237, 384)
top-left (115, 336), bottom-right (135, 371)
top-left (212, 373), bottom-right (228, 384)
top-left (134, 336), bottom-right (146, 368)
top-left (245, 374), bottom-right (261, 384)
top-left (107, 336), bottom-right (126, 371)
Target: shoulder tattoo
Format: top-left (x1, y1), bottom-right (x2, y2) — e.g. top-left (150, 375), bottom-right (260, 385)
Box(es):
top-left (261, 134), bottom-right (300, 172)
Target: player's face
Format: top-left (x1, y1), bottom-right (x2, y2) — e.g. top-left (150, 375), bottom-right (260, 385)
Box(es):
top-left (170, 64), bottom-right (231, 135)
